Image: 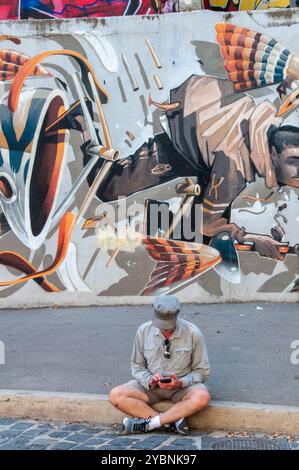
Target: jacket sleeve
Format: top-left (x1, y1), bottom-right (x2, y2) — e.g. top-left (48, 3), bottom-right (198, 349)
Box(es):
top-left (202, 151), bottom-right (247, 242)
top-left (180, 330), bottom-right (211, 388)
top-left (131, 328), bottom-right (152, 390)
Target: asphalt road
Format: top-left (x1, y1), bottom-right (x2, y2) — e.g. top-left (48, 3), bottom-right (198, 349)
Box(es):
top-left (0, 303), bottom-right (298, 406)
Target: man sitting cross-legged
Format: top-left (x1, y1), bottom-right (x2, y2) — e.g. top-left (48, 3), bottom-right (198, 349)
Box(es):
top-left (109, 295), bottom-right (211, 435)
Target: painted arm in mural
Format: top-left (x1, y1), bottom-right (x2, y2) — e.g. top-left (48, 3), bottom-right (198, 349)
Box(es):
top-left (202, 150), bottom-right (288, 260)
top-left (202, 152), bottom-right (246, 241)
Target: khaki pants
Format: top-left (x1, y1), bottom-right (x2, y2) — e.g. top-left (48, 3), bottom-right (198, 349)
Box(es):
top-left (126, 379), bottom-right (209, 405)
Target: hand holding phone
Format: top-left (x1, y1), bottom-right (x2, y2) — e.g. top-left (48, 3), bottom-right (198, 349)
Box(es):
top-left (159, 374), bottom-right (183, 390)
top-left (159, 377), bottom-right (172, 383)
top-left (149, 373), bottom-right (164, 389)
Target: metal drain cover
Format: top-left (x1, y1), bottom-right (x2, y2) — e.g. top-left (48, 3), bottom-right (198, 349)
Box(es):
top-left (201, 437), bottom-right (289, 450)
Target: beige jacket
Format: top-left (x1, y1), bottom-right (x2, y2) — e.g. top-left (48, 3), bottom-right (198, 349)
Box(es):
top-left (131, 318), bottom-right (210, 390)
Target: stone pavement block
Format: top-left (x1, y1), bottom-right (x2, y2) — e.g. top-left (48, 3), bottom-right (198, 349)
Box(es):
top-left (181, 446), bottom-right (199, 450)
top-left (67, 433), bottom-right (93, 443)
top-left (49, 441), bottom-right (77, 450)
top-left (0, 418), bottom-right (17, 426)
top-left (132, 436), bottom-right (170, 450)
top-left (30, 438), bottom-right (58, 449)
top-left (290, 438), bottom-right (299, 450)
top-left (27, 444), bottom-right (49, 450)
top-left (35, 424), bottom-right (56, 432)
top-left (9, 422), bottom-right (35, 431)
top-left (100, 445), bottom-right (131, 450)
top-left (48, 431), bottom-right (72, 439)
top-left (62, 424), bottom-right (86, 432)
top-left (21, 429), bottom-right (44, 439)
top-left (108, 437), bottom-right (139, 446)
top-left (159, 446), bottom-right (188, 451)
top-left (0, 442), bottom-right (25, 450)
top-left (79, 427), bottom-right (104, 434)
top-left (131, 442), bottom-right (156, 449)
top-left (84, 438), bottom-right (109, 446)
top-left (0, 429), bottom-right (22, 438)
top-left (73, 445), bottom-right (97, 450)
top-left (170, 438), bottom-right (197, 446)
top-left (12, 436), bottom-right (35, 446)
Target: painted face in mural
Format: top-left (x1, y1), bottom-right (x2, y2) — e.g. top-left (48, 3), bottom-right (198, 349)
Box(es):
top-left (275, 152), bottom-right (299, 188)
top-left (270, 127), bottom-right (299, 188)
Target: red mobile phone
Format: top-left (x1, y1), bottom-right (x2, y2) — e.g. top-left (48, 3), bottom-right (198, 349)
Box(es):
top-left (160, 377), bottom-right (172, 383)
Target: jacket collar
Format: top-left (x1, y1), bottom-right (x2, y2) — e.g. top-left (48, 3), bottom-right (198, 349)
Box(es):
top-left (152, 319), bottom-right (182, 339)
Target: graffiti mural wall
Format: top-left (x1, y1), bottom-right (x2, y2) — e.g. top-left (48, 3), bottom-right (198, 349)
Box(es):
top-left (1, 0), bottom-right (295, 20)
top-left (0, 0), bottom-right (173, 20)
top-left (0, 11), bottom-right (298, 307)
top-left (202, 0), bottom-right (291, 11)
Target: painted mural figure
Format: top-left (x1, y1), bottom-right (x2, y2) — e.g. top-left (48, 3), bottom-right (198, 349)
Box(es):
top-left (79, 24), bottom-right (299, 261)
top-left (0, 22), bottom-right (299, 295)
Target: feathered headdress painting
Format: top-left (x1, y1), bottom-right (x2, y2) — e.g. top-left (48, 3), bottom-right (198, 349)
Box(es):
top-left (215, 23), bottom-right (299, 116)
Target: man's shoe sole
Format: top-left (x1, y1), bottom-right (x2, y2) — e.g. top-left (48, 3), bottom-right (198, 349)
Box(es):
top-left (176, 427), bottom-right (190, 436)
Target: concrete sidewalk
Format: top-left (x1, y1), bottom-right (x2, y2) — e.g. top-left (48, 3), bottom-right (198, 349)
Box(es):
top-left (0, 303), bottom-right (298, 406)
top-left (1, 390), bottom-right (299, 434)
